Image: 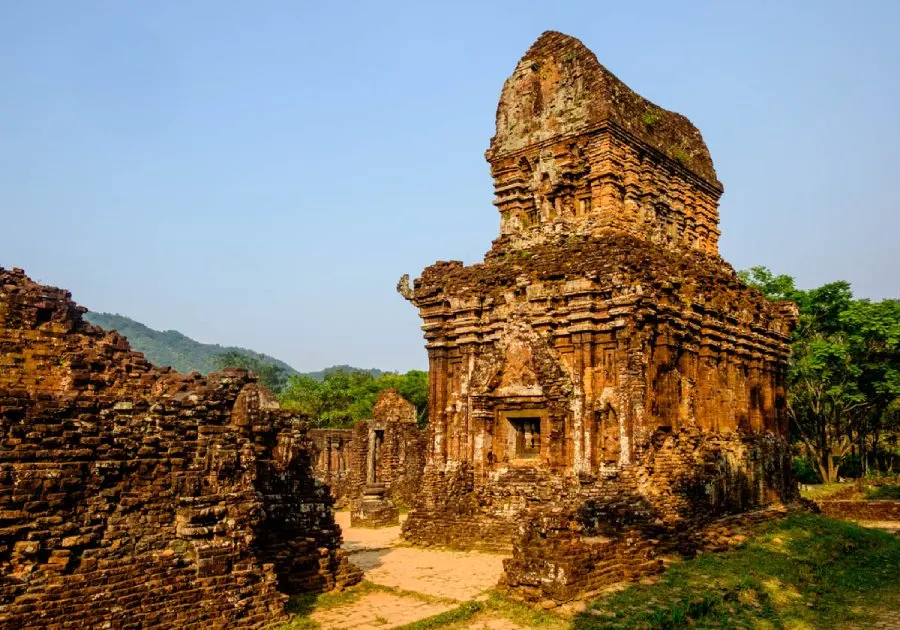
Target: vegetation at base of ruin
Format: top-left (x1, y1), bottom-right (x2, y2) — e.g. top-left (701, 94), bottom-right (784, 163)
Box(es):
top-left (279, 368), bottom-right (429, 428)
top-left (740, 266), bottom-right (900, 484)
top-left (575, 513), bottom-right (900, 629)
top-left (84, 311), bottom-right (297, 376)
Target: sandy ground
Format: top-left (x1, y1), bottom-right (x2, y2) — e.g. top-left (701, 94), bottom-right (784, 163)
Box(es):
top-left (310, 591), bottom-right (453, 629)
top-left (311, 512), bottom-right (507, 629)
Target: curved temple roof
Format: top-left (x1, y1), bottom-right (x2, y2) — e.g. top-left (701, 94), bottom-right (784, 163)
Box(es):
top-left (487, 31), bottom-right (721, 189)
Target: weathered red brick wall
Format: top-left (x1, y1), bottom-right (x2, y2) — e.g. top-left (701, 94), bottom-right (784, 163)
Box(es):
top-left (0, 267), bottom-right (360, 629)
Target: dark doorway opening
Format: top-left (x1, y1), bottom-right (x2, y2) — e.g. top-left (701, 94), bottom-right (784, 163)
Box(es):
top-left (508, 417), bottom-right (541, 458)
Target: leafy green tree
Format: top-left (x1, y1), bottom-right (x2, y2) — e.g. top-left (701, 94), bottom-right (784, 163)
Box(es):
top-left (278, 368), bottom-right (429, 428)
top-left (212, 350), bottom-right (288, 393)
top-left (738, 266), bottom-right (799, 302)
top-left (741, 267), bottom-right (900, 482)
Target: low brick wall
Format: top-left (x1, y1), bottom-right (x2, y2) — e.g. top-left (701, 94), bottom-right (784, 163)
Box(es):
top-left (817, 500), bottom-right (900, 521)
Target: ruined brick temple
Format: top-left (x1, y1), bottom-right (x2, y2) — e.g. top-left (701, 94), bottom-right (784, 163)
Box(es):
top-left (308, 389), bottom-right (426, 523)
top-left (399, 32), bottom-right (798, 602)
top-left (0, 268), bottom-right (360, 628)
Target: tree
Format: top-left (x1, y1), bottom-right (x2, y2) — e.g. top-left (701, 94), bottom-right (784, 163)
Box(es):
top-left (278, 368), bottom-right (429, 428)
top-left (212, 351), bottom-right (288, 393)
top-left (738, 266), bottom-right (799, 302)
top-left (741, 267), bottom-right (900, 482)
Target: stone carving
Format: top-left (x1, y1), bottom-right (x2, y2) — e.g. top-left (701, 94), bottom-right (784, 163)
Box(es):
top-left (400, 31), bottom-right (799, 604)
top-left (0, 267), bottom-right (361, 628)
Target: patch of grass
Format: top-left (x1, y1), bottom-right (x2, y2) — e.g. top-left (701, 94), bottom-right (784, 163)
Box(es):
top-left (278, 581), bottom-right (458, 629)
top-left (642, 111), bottom-right (660, 128)
top-left (279, 581), bottom-right (380, 628)
top-left (481, 592), bottom-right (568, 628)
top-left (394, 593), bottom-right (567, 630)
top-left (285, 580), bottom-right (379, 616)
top-left (799, 482), bottom-right (846, 500)
top-left (393, 601), bottom-right (483, 629)
top-left (672, 148), bottom-right (688, 165)
top-left (574, 513), bottom-right (900, 629)
top-left (865, 484), bottom-right (900, 500)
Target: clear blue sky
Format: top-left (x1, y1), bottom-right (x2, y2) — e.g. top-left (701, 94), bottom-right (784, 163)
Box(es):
top-left (1, 1), bottom-right (898, 372)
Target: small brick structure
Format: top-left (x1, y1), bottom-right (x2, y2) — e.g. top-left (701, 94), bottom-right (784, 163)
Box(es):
top-left (0, 268), bottom-right (361, 628)
top-left (308, 389), bottom-right (426, 515)
top-left (399, 31), bottom-right (799, 605)
top-left (816, 500), bottom-right (900, 521)
top-left (307, 428), bottom-right (356, 505)
top-left (813, 483), bottom-right (900, 521)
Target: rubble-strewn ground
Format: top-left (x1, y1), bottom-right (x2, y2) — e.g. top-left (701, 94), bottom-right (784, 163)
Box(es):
top-left (279, 512), bottom-right (900, 630)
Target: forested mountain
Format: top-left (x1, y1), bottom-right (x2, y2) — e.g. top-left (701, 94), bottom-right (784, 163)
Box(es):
top-left (302, 365), bottom-right (386, 381)
top-left (84, 311), bottom-right (301, 376)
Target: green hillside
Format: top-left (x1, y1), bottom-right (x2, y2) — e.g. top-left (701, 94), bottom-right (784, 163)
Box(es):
top-left (84, 311), bottom-right (298, 376)
top-left (302, 365), bottom-right (386, 381)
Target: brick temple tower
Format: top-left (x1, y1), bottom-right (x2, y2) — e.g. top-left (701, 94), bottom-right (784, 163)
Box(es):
top-left (399, 32), bottom-right (797, 591)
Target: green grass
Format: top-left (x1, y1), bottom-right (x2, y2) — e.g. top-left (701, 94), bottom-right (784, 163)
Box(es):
top-left (281, 587), bottom-right (566, 630)
top-left (394, 593), bottom-right (567, 630)
top-left (865, 484), bottom-right (900, 500)
top-left (799, 482), bottom-right (846, 500)
top-left (278, 581), bottom-right (380, 629)
top-left (642, 111), bottom-right (660, 128)
top-left (393, 601), bottom-right (483, 629)
top-left (278, 581), bottom-right (458, 629)
top-left (574, 513), bottom-right (900, 629)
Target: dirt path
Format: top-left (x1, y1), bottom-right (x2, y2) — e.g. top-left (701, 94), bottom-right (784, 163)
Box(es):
top-left (307, 513), bottom-right (507, 629)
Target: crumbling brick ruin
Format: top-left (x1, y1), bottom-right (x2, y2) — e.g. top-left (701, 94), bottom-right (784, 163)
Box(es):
top-left (308, 429), bottom-right (356, 505)
top-left (308, 389), bottom-right (426, 520)
top-left (399, 31), bottom-right (799, 603)
top-left (0, 268), bottom-right (361, 629)
top-left (350, 389), bottom-right (426, 527)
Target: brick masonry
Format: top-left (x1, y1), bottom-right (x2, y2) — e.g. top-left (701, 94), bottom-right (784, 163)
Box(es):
top-left (0, 267), bottom-right (361, 629)
top-left (308, 390), bottom-right (426, 510)
top-left (399, 31), bottom-right (799, 604)
top-left (816, 500), bottom-right (900, 521)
